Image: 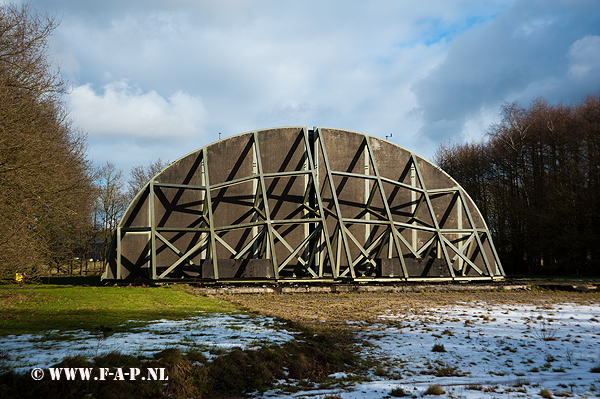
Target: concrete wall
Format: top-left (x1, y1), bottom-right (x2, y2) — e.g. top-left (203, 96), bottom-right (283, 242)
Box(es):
top-left (105, 127), bottom-right (503, 282)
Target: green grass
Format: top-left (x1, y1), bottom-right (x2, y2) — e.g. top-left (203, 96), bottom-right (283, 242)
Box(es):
top-left (0, 284), bottom-right (235, 336)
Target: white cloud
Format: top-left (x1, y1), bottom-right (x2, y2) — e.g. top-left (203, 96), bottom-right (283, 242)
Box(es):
top-left (69, 80), bottom-right (208, 138)
top-left (568, 35), bottom-right (600, 80)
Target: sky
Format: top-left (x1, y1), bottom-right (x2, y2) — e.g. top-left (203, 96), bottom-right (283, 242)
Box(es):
top-left (14, 0), bottom-right (600, 176)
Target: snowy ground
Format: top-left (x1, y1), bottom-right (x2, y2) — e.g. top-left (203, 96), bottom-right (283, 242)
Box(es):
top-left (265, 302), bottom-right (600, 398)
top-left (1, 301), bottom-right (599, 398)
top-left (0, 312), bottom-right (297, 373)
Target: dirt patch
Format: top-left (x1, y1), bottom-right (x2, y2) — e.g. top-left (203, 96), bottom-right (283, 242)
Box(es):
top-left (219, 289), bottom-right (600, 331)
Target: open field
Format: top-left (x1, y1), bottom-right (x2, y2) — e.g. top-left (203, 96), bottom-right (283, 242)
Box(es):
top-left (1, 285), bottom-right (599, 398)
top-left (0, 284), bottom-right (235, 336)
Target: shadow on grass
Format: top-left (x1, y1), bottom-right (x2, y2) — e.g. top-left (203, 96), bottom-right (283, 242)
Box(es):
top-left (39, 276), bottom-right (102, 286)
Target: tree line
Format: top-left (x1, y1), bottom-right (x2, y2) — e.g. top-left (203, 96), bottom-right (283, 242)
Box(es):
top-left (0, 4), bottom-right (90, 282)
top-left (434, 93), bottom-right (600, 276)
top-left (0, 3), bottom-right (167, 282)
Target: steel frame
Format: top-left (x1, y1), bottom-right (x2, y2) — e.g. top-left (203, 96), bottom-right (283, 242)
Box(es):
top-left (103, 127), bottom-right (504, 282)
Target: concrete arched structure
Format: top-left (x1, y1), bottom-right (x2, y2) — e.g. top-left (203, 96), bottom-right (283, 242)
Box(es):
top-left (102, 127), bottom-right (504, 283)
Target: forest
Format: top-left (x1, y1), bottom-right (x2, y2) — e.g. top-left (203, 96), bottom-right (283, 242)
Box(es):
top-left (434, 94), bottom-right (600, 276)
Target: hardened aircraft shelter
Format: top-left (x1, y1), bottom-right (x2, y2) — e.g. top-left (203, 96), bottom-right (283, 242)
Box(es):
top-left (103, 127), bottom-right (504, 283)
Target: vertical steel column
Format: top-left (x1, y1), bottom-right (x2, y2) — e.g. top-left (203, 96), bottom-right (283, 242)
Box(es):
top-left (252, 144), bottom-right (259, 259)
top-left (116, 227), bottom-right (122, 280)
top-left (364, 145), bottom-right (371, 251)
top-left (365, 137), bottom-right (409, 278)
top-left (252, 131), bottom-right (279, 279)
top-left (486, 231), bottom-right (505, 276)
top-left (305, 128), bottom-right (335, 278)
top-left (303, 137), bottom-right (310, 268)
top-left (456, 190), bottom-right (464, 273)
top-left (315, 128), bottom-right (355, 278)
top-left (410, 153), bottom-right (456, 279)
top-left (411, 165), bottom-right (418, 253)
top-left (201, 148), bottom-right (219, 280)
top-left (457, 189), bottom-right (495, 277)
top-left (314, 129), bottom-right (324, 275)
top-left (200, 159), bottom-right (207, 260)
top-left (149, 180), bottom-right (157, 279)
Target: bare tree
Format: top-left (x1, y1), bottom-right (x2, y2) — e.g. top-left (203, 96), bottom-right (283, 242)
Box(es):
top-left (0, 3), bottom-right (64, 96)
top-left (0, 3), bottom-right (93, 281)
top-left (93, 162), bottom-right (127, 262)
top-left (126, 158), bottom-right (169, 201)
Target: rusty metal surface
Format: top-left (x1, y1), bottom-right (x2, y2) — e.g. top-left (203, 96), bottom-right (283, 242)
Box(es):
top-left (103, 127), bottom-right (504, 283)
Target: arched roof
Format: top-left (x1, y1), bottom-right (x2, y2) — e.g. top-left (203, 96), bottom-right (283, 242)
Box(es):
top-left (103, 127), bottom-right (504, 282)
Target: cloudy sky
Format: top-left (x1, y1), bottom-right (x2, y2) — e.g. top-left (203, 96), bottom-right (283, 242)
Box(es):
top-left (19, 0), bottom-right (600, 175)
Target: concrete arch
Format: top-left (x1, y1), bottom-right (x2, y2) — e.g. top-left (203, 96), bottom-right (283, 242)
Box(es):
top-left (102, 127), bottom-right (504, 283)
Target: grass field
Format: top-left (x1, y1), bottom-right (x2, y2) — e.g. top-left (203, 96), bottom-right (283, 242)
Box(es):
top-left (0, 284), bottom-right (235, 336)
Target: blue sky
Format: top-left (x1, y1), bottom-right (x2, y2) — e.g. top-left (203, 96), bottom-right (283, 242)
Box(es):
top-left (15, 0), bottom-right (600, 176)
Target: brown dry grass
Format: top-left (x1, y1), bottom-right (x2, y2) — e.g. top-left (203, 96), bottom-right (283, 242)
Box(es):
top-left (219, 290), bottom-right (600, 331)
